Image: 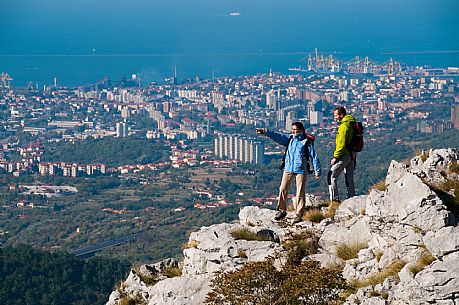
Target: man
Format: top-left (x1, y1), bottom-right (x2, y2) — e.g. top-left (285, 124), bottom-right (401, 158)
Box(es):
top-left (328, 106), bottom-right (356, 204)
top-left (256, 122), bottom-right (321, 223)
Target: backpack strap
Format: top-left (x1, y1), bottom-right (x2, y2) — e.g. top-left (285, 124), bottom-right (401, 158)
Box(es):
top-left (301, 135), bottom-right (314, 174)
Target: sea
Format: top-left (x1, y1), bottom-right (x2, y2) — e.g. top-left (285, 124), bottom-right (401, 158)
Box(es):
top-left (1, 0), bottom-right (459, 87)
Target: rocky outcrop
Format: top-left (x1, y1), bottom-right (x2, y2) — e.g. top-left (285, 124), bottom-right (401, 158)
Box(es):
top-left (107, 148), bottom-right (459, 305)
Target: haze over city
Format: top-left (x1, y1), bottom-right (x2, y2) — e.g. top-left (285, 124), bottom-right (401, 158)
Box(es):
top-left (1, 0), bottom-right (459, 86)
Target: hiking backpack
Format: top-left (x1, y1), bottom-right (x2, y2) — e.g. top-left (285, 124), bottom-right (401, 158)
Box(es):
top-left (348, 121), bottom-right (364, 152)
top-left (280, 133), bottom-right (315, 173)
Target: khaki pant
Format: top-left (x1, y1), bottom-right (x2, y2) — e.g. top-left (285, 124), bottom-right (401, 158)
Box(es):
top-left (277, 172), bottom-right (307, 216)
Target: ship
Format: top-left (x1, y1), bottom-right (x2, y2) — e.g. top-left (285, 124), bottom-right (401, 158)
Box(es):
top-left (229, 12), bottom-right (241, 16)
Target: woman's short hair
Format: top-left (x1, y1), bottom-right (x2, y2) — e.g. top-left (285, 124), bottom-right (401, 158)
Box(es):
top-left (292, 121), bottom-right (305, 131)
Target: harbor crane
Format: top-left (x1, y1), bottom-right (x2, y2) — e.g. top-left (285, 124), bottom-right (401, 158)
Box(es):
top-left (0, 73), bottom-right (13, 88)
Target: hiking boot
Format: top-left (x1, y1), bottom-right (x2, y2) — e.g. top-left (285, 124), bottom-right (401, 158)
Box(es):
top-left (330, 199), bottom-right (341, 205)
top-left (292, 214), bottom-right (303, 224)
top-left (274, 210), bottom-right (287, 221)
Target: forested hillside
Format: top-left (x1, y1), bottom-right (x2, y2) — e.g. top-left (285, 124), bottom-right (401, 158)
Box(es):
top-left (0, 245), bottom-right (130, 305)
top-left (42, 137), bottom-right (170, 167)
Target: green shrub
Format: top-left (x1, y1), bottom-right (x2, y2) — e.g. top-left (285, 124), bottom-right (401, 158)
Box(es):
top-left (205, 258), bottom-right (347, 305)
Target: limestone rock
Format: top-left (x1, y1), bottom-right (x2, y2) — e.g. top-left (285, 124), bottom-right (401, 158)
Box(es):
top-left (147, 275), bottom-right (211, 305)
top-left (107, 148), bottom-right (459, 305)
top-left (423, 226), bottom-right (459, 258)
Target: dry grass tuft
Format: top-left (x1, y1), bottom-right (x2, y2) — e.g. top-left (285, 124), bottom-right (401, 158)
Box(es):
top-left (304, 208), bottom-right (326, 223)
top-left (349, 259), bottom-right (406, 290)
top-left (325, 201), bottom-right (341, 218)
top-left (418, 251), bottom-right (435, 266)
top-left (380, 290), bottom-right (389, 300)
top-left (132, 267), bottom-right (159, 286)
top-left (162, 266), bottom-right (183, 278)
top-left (370, 179), bottom-right (387, 192)
top-left (412, 225), bottom-right (424, 234)
top-left (408, 249), bottom-right (436, 275)
top-left (237, 249), bottom-right (248, 258)
top-left (416, 149), bottom-right (429, 162)
top-left (118, 293), bottom-right (146, 305)
top-left (373, 249), bottom-right (384, 262)
top-left (230, 227), bottom-right (272, 241)
top-left (183, 239), bottom-right (200, 249)
top-left (336, 242), bottom-right (368, 261)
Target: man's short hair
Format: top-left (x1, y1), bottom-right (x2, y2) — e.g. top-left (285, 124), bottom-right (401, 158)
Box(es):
top-left (334, 106), bottom-right (347, 115)
top-left (292, 121), bottom-right (305, 131)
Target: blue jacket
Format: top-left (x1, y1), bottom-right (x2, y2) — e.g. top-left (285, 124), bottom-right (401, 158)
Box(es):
top-left (265, 130), bottom-right (321, 176)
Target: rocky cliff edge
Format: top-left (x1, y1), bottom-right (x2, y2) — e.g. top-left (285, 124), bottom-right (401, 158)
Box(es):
top-left (107, 148), bottom-right (459, 305)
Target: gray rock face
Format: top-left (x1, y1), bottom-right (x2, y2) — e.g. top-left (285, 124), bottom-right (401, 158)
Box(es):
top-left (423, 226), bottom-right (459, 258)
top-left (107, 148), bottom-right (459, 305)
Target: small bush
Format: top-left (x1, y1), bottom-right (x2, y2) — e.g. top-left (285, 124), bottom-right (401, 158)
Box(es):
top-left (230, 227), bottom-right (272, 241)
top-left (304, 208), bottom-right (326, 223)
top-left (449, 161), bottom-right (459, 174)
top-left (205, 258), bottom-right (347, 305)
top-left (282, 230), bottom-right (319, 265)
top-left (336, 242), bottom-right (368, 261)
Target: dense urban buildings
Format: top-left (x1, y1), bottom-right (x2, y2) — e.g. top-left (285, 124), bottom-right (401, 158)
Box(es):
top-left (0, 55), bottom-right (458, 177)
